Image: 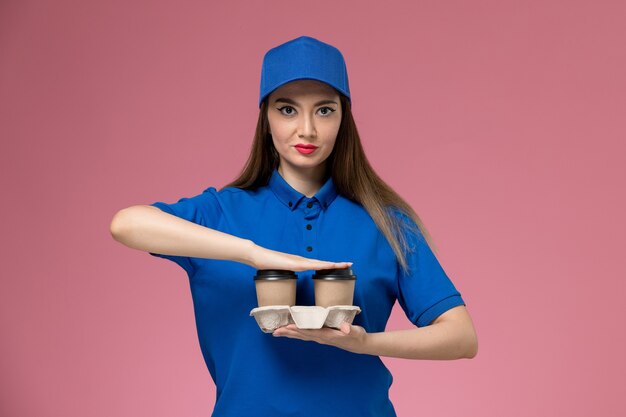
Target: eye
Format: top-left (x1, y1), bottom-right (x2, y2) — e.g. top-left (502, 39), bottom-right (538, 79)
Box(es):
top-left (318, 106), bottom-right (336, 117)
top-left (277, 106), bottom-right (296, 116)
top-left (276, 105), bottom-right (336, 117)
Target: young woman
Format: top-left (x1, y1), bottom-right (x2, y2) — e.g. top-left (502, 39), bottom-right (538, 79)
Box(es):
top-left (111, 35), bottom-right (478, 417)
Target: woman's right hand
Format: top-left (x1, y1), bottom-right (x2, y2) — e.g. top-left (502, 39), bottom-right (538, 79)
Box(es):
top-left (244, 243), bottom-right (352, 272)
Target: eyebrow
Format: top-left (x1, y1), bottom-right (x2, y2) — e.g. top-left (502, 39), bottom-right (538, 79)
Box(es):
top-left (273, 97), bottom-right (338, 106)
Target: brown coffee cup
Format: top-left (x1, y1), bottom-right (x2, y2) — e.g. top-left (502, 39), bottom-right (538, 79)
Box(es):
top-left (253, 269), bottom-right (298, 307)
top-left (312, 268), bottom-right (356, 307)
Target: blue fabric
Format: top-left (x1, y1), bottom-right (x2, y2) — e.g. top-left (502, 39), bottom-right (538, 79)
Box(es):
top-left (259, 35), bottom-right (351, 108)
top-left (149, 168), bottom-right (466, 417)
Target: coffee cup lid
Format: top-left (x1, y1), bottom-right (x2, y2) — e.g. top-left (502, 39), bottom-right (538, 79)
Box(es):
top-left (312, 268), bottom-right (356, 280)
top-left (253, 269), bottom-right (298, 280)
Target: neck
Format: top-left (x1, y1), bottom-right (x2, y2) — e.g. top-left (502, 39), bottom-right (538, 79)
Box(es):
top-left (278, 162), bottom-right (328, 198)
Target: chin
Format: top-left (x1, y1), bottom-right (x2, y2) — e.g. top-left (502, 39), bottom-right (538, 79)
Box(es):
top-left (283, 157), bottom-right (323, 169)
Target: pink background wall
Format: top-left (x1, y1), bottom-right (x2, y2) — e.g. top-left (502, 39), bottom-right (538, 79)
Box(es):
top-left (1, 1), bottom-right (624, 416)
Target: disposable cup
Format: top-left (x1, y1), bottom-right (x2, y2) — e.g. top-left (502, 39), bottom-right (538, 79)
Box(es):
top-left (312, 268), bottom-right (356, 307)
top-left (253, 269), bottom-right (298, 307)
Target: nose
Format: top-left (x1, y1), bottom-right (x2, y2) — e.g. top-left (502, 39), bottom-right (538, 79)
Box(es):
top-left (297, 112), bottom-right (317, 138)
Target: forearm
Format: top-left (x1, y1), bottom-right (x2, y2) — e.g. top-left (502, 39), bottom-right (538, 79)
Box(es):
top-left (110, 205), bottom-right (255, 264)
top-left (361, 321), bottom-right (477, 360)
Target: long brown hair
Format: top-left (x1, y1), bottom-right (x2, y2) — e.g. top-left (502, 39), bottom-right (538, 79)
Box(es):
top-left (221, 94), bottom-right (436, 276)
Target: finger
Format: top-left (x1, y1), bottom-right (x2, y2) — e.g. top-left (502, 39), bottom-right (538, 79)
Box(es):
top-left (273, 329), bottom-right (299, 338)
top-left (316, 261), bottom-right (353, 269)
top-left (297, 327), bottom-right (346, 341)
top-left (276, 326), bottom-right (334, 343)
top-left (274, 327), bottom-right (310, 340)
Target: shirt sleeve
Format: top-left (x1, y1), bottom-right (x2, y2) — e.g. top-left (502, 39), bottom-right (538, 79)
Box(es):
top-left (148, 186), bottom-right (222, 276)
top-left (394, 211), bottom-right (466, 327)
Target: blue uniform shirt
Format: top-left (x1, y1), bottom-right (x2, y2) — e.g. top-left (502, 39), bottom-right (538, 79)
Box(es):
top-left (149, 167), bottom-right (466, 417)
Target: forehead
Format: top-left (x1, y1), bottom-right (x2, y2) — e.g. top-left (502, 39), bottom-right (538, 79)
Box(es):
top-left (269, 79), bottom-right (339, 99)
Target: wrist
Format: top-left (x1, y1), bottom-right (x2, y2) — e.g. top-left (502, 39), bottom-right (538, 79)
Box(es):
top-left (360, 332), bottom-right (373, 355)
top-left (355, 329), bottom-right (375, 356)
top-left (360, 330), bottom-right (387, 356)
top-left (236, 238), bottom-right (257, 266)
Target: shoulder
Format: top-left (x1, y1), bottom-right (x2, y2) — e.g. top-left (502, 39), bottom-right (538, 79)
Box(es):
top-left (386, 206), bottom-right (426, 246)
top-left (206, 185), bottom-right (252, 199)
top-left (384, 206), bottom-right (412, 229)
top-left (207, 184), bottom-right (273, 209)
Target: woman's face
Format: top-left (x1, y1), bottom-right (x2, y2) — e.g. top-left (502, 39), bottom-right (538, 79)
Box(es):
top-left (266, 79), bottom-right (342, 172)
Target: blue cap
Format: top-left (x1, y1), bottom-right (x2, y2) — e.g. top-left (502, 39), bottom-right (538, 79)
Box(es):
top-left (259, 35), bottom-right (351, 108)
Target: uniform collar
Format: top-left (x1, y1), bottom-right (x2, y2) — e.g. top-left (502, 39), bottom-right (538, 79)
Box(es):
top-left (268, 168), bottom-right (338, 211)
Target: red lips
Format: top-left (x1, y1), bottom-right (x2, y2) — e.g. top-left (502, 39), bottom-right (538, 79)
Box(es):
top-left (295, 144), bottom-right (318, 149)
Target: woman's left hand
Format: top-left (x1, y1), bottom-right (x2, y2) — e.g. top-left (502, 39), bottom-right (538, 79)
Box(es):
top-left (272, 322), bottom-right (368, 354)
